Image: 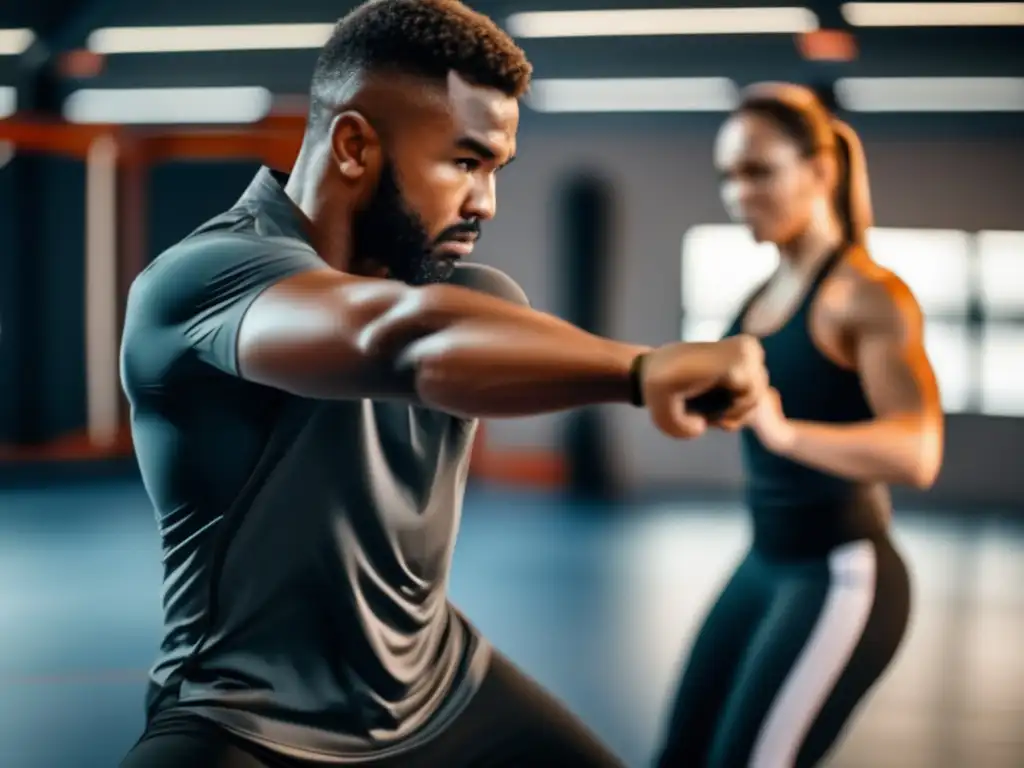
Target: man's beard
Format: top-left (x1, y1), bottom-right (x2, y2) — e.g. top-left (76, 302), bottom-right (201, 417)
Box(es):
top-left (352, 161), bottom-right (458, 286)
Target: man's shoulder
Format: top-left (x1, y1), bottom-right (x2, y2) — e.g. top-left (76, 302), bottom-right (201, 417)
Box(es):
top-left (122, 206), bottom-right (318, 363)
top-left (131, 213), bottom-right (316, 305)
top-left (446, 263), bottom-right (529, 307)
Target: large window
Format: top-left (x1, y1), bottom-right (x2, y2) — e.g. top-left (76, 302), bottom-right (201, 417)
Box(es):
top-left (681, 225), bottom-right (1024, 417)
top-left (977, 231), bottom-right (1024, 416)
top-left (679, 225), bottom-right (777, 343)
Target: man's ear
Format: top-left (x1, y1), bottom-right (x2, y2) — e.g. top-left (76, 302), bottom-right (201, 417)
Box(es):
top-left (329, 110), bottom-right (383, 185)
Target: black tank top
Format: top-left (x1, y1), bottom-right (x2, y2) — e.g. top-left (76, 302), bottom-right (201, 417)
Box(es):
top-left (724, 247), bottom-right (891, 557)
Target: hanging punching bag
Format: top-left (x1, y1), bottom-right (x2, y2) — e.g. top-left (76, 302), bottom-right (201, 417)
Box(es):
top-left (558, 171), bottom-right (616, 499)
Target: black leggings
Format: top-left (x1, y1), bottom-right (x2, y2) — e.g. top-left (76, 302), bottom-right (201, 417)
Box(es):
top-left (658, 536), bottom-right (910, 768)
top-left (120, 651), bottom-right (623, 768)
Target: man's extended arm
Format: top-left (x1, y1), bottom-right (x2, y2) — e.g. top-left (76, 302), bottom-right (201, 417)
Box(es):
top-left (135, 239), bottom-right (766, 438)
top-left (236, 267), bottom-right (645, 418)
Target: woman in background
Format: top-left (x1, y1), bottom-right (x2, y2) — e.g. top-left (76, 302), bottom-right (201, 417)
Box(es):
top-left (657, 83), bottom-right (944, 767)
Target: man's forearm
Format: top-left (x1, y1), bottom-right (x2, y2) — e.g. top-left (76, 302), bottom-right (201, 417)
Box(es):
top-left (363, 283), bottom-right (649, 418)
top-left (406, 321), bottom-right (648, 417)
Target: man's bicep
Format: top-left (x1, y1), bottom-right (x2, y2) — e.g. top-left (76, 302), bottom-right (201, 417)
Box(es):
top-left (238, 262), bottom-right (532, 400)
top-left (234, 265), bottom-right (432, 399)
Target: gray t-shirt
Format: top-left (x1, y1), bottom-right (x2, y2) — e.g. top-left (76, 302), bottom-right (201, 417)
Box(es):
top-left (121, 168), bottom-right (526, 761)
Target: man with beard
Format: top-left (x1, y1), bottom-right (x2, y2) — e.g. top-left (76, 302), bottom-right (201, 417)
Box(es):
top-left (118, 1), bottom-right (768, 766)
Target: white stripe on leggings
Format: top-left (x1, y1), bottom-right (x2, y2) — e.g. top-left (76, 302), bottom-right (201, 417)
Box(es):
top-left (750, 540), bottom-right (878, 768)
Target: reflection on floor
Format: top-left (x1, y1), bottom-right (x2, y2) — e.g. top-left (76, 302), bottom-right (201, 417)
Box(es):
top-left (0, 480), bottom-right (1021, 767)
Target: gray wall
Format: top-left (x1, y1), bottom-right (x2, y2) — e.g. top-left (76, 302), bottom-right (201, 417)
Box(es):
top-left (475, 123), bottom-right (1024, 504)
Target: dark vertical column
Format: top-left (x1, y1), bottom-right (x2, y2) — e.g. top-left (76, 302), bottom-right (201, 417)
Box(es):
top-left (558, 172), bottom-right (617, 499)
top-left (4, 42), bottom-right (87, 446)
top-left (4, 45), bottom-right (63, 445)
top-left (4, 161), bottom-right (50, 445)
top-left (0, 150), bottom-right (25, 443)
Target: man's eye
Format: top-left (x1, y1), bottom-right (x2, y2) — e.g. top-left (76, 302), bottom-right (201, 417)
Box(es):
top-left (455, 158), bottom-right (480, 172)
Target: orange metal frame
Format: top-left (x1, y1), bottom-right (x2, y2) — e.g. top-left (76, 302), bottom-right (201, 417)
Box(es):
top-left (0, 115), bottom-right (563, 487)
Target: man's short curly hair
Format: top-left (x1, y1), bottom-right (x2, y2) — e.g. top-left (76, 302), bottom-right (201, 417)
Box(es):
top-left (308, 0), bottom-right (532, 130)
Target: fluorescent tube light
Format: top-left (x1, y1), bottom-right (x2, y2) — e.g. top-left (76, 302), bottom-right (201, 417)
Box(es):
top-left (0, 28), bottom-right (34, 55)
top-left (835, 77), bottom-right (1024, 112)
top-left (87, 24), bottom-right (334, 54)
top-left (507, 8), bottom-right (818, 37)
top-left (841, 2), bottom-right (1024, 27)
top-left (527, 77), bottom-right (740, 112)
top-left (64, 86), bottom-right (273, 124)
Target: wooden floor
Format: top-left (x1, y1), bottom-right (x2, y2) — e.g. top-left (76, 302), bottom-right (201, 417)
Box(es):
top-left (0, 479), bottom-right (1020, 767)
